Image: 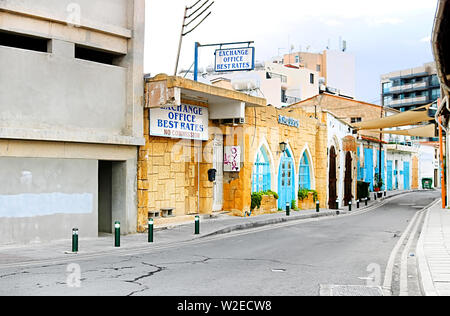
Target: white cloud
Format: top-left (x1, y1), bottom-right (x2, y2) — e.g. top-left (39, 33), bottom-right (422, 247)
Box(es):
top-left (420, 36), bottom-right (432, 43)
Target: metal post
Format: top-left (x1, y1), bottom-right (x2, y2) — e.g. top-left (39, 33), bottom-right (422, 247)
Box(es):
top-left (357, 200), bottom-right (360, 209)
top-left (72, 228), bottom-right (78, 253)
top-left (286, 202), bottom-right (290, 216)
top-left (348, 201), bottom-right (352, 212)
top-left (316, 200), bottom-right (320, 213)
top-left (374, 193), bottom-right (377, 201)
top-left (114, 221), bottom-right (120, 248)
top-left (195, 216), bottom-right (200, 235)
top-left (336, 199), bottom-right (339, 210)
top-left (148, 219), bottom-right (154, 243)
top-left (194, 42), bottom-right (199, 81)
top-left (365, 198), bottom-right (368, 206)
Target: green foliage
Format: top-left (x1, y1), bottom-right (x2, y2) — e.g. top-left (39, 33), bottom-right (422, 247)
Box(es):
top-left (298, 189), bottom-right (319, 202)
top-left (374, 174), bottom-right (384, 189)
top-left (251, 190), bottom-right (279, 210)
top-left (291, 199), bottom-right (297, 211)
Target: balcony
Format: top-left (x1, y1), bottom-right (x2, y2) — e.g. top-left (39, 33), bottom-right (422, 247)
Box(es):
top-left (389, 81), bottom-right (428, 93)
top-left (387, 96), bottom-right (428, 107)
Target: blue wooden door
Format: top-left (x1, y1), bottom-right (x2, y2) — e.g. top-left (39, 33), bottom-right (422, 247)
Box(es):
top-left (278, 155), bottom-right (295, 209)
top-left (364, 148), bottom-right (374, 191)
top-left (387, 160), bottom-right (393, 191)
top-left (404, 161), bottom-right (410, 190)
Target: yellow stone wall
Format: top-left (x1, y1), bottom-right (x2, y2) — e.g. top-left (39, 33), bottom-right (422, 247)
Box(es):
top-left (223, 105), bottom-right (328, 213)
top-left (137, 101), bottom-right (216, 232)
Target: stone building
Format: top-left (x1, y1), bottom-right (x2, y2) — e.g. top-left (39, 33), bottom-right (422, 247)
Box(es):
top-left (0, 0), bottom-right (145, 245)
top-left (138, 75), bottom-right (349, 230)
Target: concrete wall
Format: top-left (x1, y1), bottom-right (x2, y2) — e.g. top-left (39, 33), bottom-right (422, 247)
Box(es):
top-left (0, 157), bottom-right (98, 245)
top-left (0, 45), bottom-right (128, 139)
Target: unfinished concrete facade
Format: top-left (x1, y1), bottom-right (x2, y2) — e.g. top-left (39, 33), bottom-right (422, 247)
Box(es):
top-left (0, 0), bottom-right (145, 245)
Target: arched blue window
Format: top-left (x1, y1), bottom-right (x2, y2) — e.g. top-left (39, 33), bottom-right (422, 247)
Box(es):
top-left (252, 147), bottom-right (271, 193)
top-left (299, 152), bottom-right (311, 190)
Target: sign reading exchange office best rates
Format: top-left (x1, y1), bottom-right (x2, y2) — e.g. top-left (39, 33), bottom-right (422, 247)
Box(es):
top-left (214, 47), bottom-right (255, 72)
top-left (149, 104), bottom-right (209, 141)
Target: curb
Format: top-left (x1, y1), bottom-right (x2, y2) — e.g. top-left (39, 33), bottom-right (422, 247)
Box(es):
top-left (416, 199), bottom-right (441, 296)
top-left (199, 190), bottom-right (421, 239)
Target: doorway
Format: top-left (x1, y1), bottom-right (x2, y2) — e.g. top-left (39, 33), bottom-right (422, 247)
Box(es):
top-left (328, 146), bottom-right (338, 209)
top-left (98, 160), bottom-right (127, 234)
top-left (278, 151), bottom-right (295, 209)
top-left (344, 152), bottom-right (353, 206)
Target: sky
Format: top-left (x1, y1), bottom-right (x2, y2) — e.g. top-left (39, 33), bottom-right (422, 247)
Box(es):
top-left (144, 0), bottom-right (438, 104)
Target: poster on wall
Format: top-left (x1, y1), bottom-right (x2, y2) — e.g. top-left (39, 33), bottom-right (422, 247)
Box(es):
top-left (149, 104), bottom-right (209, 141)
top-left (224, 146), bottom-right (241, 172)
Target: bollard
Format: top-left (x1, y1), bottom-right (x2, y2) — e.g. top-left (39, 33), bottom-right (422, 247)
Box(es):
top-left (336, 200), bottom-right (339, 210)
top-left (374, 193), bottom-right (377, 201)
top-left (286, 202), bottom-right (290, 216)
top-left (316, 200), bottom-right (320, 213)
top-left (365, 198), bottom-right (368, 206)
top-left (384, 191), bottom-right (387, 197)
top-left (114, 221), bottom-right (120, 248)
top-left (72, 228), bottom-right (79, 253)
top-left (195, 216), bottom-right (200, 235)
top-left (148, 218), bottom-right (154, 243)
top-left (348, 201), bottom-right (352, 212)
top-left (357, 200), bottom-right (360, 209)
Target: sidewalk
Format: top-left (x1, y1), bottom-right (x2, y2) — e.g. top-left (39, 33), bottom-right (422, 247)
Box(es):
top-left (0, 189), bottom-right (414, 268)
top-left (417, 201), bottom-right (450, 296)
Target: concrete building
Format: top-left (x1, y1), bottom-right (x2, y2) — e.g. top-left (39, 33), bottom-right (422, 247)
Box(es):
top-left (0, 0), bottom-right (145, 245)
top-left (381, 62), bottom-right (441, 112)
top-left (284, 50), bottom-right (357, 99)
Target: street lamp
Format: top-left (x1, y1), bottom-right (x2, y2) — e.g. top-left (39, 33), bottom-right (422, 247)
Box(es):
top-left (279, 142), bottom-right (287, 155)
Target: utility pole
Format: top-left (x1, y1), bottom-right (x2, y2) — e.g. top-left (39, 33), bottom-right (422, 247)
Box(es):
top-left (174, 0), bottom-right (214, 77)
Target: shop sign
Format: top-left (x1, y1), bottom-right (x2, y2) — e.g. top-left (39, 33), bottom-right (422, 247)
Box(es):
top-left (149, 104), bottom-right (209, 141)
top-left (215, 47), bottom-right (255, 72)
top-left (278, 115), bottom-right (300, 128)
top-left (224, 146), bottom-right (241, 172)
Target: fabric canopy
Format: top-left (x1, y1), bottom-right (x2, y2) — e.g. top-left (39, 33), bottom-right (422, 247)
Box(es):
top-left (352, 103), bottom-right (434, 130)
top-left (367, 124), bottom-right (436, 138)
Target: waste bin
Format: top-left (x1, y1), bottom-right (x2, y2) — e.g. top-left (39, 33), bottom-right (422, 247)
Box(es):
top-left (422, 178), bottom-right (433, 190)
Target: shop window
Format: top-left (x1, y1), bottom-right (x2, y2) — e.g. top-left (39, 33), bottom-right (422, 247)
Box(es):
top-left (252, 147), bottom-right (271, 193)
top-left (299, 152), bottom-right (311, 190)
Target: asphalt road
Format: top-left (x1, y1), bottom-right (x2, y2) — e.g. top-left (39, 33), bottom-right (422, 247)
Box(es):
top-left (0, 190), bottom-right (440, 296)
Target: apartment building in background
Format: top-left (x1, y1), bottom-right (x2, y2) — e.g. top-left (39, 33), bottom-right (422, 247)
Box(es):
top-left (0, 0), bottom-right (145, 245)
top-left (381, 62), bottom-right (441, 112)
top-left (283, 49), bottom-right (356, 99)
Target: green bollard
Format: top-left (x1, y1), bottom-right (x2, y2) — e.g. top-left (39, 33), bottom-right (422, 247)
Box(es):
top-left (114, 221), bottom-right (120, 248)
top-left (286, 202), bottom-right (290, 216)
top-left (148, 219), bottom-right (154, 243)
top-left (316, 200), bottom-right (320, 213)
top-left (72, 228), bottom-right (79, 253)
top-left (195, 216), bottom-right (200, 235)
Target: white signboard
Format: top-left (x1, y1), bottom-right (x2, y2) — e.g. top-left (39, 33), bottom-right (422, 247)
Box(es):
top-left (149, 104), bottom-right (209, 141)
top-left (215, 47), bottom-right (255, 72)
top-left (224, 146), bottom-right (241, 172)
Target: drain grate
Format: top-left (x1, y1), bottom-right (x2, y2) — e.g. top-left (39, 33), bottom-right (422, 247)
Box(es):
top-left (320, 284), bottom-right (384, 296)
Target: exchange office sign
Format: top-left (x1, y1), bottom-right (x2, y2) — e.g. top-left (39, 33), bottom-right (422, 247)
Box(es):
top-left (150, 104), bottom-right (209, 141)
top-left (215, 47), bottom-right (255, 72)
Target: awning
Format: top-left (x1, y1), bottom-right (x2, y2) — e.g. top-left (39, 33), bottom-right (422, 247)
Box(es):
top-left (366, 124), bottom-right (436, 138)
top-left (352, 103), bottom-right (435, 130)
